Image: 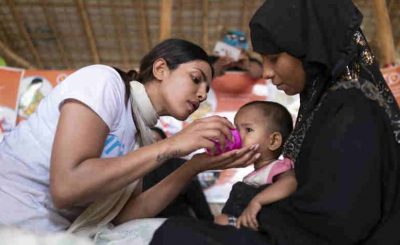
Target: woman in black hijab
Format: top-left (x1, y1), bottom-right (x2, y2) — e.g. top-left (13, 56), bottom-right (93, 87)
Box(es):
top-left (150, 0), bottom-right (400, 244)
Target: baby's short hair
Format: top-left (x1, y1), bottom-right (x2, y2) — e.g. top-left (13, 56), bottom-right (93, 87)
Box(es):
top-left (239, 101), bottom-right (293, 153)
top-left (151, 126), bottom-right (167, 140)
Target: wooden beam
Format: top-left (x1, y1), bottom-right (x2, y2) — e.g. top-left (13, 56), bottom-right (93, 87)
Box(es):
top-left (75, 0), bottom-right (100, 63)
top-left (372, 0), bottom-right (396, 66)
top-left (6, 0), bottom-right (43, 68)
top-left (138, 0), bottom-right (151, 52)
top-left (191, 2), bottom-right (198, 42)
top-left (111, 7), bottom-right (130, 68)
top-left (202, 0), bottom-right (209, 52)
top-left (218, 0), bottom-right (228, 38)
top-left (12, 2), bottom-right (138, 9)
top-left (40, 0), bottom-right (72, 68)
top-left (0, 20), bottom-right (12, 46)
top-left (247, 0), bottom-right (259, 51)
top-left (388, 0), bottom-right (395, 12)
top-left (176, 0), bottom-right (184, 39)
top-left (241, 0), bottom-right (249, 35)
top-left (0, 39), bottom-right (36, 68)
top-left (159, 0), bottom-right (173, 41)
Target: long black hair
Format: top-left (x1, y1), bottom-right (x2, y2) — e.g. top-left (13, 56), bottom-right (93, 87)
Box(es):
top-left (115, 38), bottom-right (213, 102)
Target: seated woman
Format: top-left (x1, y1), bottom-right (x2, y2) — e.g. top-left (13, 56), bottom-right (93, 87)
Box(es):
top-left (150, 1), bottom-right (400, 244)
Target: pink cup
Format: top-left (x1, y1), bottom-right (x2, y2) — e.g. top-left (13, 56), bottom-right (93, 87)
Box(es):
top-left (207, 128), bottom-right (242, 156)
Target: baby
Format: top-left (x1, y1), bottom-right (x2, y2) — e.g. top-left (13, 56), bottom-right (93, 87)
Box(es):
top-left (214, 101), bottom-right (296, 230)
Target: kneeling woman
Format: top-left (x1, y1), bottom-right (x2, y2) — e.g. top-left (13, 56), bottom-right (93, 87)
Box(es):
top-left (0, 39), bottom-right (260, 235)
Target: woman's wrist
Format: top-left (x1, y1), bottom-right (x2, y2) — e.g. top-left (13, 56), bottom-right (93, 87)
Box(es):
top-left (153, 138), bottom-right (181, 163)
top-left (180, 160), bottom-right (201, 177)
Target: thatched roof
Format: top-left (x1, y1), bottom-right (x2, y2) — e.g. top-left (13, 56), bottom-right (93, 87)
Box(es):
top-left (0, 0), bottom-right (399, 70)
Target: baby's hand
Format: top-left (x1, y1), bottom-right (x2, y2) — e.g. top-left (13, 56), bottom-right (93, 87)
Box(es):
top-left (236, 200), bottom-right (262, 231)
top-left (214, 214), bottom-right (230, 225)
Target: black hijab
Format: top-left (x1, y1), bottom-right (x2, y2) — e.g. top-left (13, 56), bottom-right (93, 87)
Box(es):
top-left (149, 2), bottom-right (400, 244)
top-left (250, 0), bottom-right (400, 161)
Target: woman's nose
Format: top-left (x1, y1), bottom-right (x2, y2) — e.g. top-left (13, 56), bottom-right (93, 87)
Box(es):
top-left (197, 85), bottom-right (208, 102)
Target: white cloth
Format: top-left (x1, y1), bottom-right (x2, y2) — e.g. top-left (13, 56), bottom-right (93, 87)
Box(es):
top-left (93, 218), bottom-right (166, 245)
top-left (0, 226), bottom-right (94, 245)
top-left (0, 65), bottom-right (137, 232)
top-left (243, 158), bottom-right (294, 187)
top-left (128, 81), bottom-right (158, 147)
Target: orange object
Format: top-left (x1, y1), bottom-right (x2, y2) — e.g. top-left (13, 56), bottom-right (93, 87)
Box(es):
top-left (212, 71), bottom-right (256, 94)
top-left (211, 71), bottom-right (266, 112)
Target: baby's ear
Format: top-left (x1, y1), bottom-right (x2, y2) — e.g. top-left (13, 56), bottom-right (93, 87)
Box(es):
top-left (268, 132), bottom-right (282, 151)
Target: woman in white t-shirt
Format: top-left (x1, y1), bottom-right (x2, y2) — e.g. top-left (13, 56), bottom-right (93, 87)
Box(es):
top-left (0, 39), bottom-right (260, 234)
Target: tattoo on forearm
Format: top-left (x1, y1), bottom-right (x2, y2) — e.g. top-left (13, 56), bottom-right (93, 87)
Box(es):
top-left (156, 150), bottom-right (180, 163)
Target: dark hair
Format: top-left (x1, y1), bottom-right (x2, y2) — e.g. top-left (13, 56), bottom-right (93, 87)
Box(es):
top-left (239, 101), bottom-right (293, 157)
top-left (150, 126), bottom-right (167, 140)
top-left (115, 38), bottom-right (214, 101)
top-left (207, 55), bottom-right (220, 65)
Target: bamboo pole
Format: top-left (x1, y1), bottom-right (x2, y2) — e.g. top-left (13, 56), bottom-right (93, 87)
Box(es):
top-left (159, 0), bottom-right (173, 41)
top-left (388, 0), bottom-right (395, 12)
top-left (241, 0), bottom-right (249, 35)
top-left (218, 0), bottom-right (228, 38)
top-left (176, 0), bottom-right (184, 38)
top-left (75, 0), bottom-right (100, 63)
top-left (6, 0), bottom-right (43, 68)
top-left (372, 0), bottom-right (396, 66)
top-left (191, 3), bottom-right (196, 42)
top-left (138, 0), bottom-right (151, 52)
top-left (111, 7), bottom-right (130, 68)
top-left (0, 19), bottom-right (12, 48)
top-left (40, 0), bottom-right (72, 68)
top-left (202, 0), bottom-right (209, 52)
top-left (0, 39), bottom-right (36, 68)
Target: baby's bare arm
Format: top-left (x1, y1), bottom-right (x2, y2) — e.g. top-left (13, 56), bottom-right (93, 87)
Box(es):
top-left (237, 170), bottom-right (297, 230)
top-left (214, 213), bottom-right (230, 225)
top-left (252, 170), bottom-right (297, 206)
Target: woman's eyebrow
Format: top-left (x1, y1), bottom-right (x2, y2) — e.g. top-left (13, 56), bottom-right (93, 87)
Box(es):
top-left (194, 68), bottom-right (208, 82)
top-left (267, 54), bottom-right (279, 59)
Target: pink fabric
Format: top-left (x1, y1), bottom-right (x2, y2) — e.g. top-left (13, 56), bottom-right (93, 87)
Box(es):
top-left (266, 158), bottom-right (294, 184)
top-left (243, 158), bottom-right (294, 187)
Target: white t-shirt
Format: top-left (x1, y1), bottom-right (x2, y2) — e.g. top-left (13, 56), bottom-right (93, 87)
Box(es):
top-left (0, 65), bottom-right (137, 232)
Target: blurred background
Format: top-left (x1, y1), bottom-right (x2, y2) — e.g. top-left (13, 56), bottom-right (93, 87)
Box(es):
top-left (0, 0), bottom-right (398, 70)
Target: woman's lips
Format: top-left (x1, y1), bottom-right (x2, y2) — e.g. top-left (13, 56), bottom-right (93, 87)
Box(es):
top-left (188, 101), bottom-right (199, 113)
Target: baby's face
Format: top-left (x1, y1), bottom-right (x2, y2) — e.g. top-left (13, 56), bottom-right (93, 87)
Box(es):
top-left (234, 106), bottom-right (274, 162)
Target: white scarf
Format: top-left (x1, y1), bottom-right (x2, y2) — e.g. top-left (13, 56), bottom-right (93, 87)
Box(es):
top-left (67, 80), bottom-right (158, 237)
top-left (129, 80), bottom-right (158, 146)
